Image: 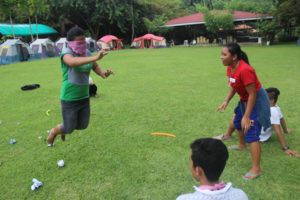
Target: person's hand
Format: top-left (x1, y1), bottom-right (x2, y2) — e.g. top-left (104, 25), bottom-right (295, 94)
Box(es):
top-left (241, 116), bottom-right (251, 133)
top-left (95, 47), bottom-right (109, 60)
top-left (216, 101), bottom-right (228, 112)
top-left (104, 69), bottom-right (114, 78)
top-left (285, 129), bottom-right (292, 134)
top-left (284, 149), bottom-right (300, 157)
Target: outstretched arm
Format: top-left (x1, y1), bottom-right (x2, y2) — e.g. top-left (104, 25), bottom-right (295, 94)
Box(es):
top-left (216, 87), bottom-right (236, 112)
top-left (273, 124), bottom-right (299, 157)
top-left (92, 62), bottom-right (114, 79)
top-left (63, 48), bottom-right (109, 67)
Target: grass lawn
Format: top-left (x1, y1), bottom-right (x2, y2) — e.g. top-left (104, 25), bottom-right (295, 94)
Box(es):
top-left (0, 44), bottom-right (299, 199)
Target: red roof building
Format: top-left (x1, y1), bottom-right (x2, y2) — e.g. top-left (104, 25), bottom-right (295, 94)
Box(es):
top-left (164, 11), bottom-right (272, 27)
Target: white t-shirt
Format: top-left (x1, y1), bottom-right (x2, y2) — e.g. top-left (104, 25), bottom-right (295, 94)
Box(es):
top-left (259, 105), bottom-right (283, 142)
top-left (176, 183), bottom-right (248, 200)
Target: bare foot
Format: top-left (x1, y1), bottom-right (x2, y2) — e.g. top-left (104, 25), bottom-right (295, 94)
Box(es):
top-left (46, 128), bottom-right (57, 147)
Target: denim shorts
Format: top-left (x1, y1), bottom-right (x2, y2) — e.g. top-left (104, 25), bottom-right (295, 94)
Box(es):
top-left (60, 98), bottom-right (90, 134)
top-left (234, 104), bottom-right (261, 143)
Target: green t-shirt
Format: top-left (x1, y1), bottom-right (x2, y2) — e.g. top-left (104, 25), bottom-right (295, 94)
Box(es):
top-left (60, 48), bottom-right (93, 101)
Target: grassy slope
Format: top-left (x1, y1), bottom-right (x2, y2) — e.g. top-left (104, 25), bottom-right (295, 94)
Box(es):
top-left (0, 44), bottom-right (299, 199)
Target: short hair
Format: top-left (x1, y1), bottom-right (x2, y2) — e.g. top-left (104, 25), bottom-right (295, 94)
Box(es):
top-left (190, 138), bottom-right (228, 182)
top-left (224, 42), bottom-right (250, 65)
top-left (266, 87), bottom-right (280, 103)
top-left (67, 26), bottom-right (85, 41)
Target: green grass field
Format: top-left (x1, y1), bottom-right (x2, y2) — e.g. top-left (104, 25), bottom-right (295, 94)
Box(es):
top-left (0, 44), bottom-right (299, 199)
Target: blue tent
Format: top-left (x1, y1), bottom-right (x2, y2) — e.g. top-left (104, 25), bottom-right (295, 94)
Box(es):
top-left (0, 39), bottom-right (39, 65)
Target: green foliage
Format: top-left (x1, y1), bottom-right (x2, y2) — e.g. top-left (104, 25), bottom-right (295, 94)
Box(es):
top-left (296, 26), bottom-right (300, 37)
top-left (0, 34), bottom-right (13, 43)
top-left (143, 14), bottom-right (171, 34)
top-left (0, 0), bottom-right (20, 22)
top-left (258, 20), bottom-right (277, 41)
top-left (275, 0), bottom-right (300, 26)
top-left (182, 0), bottom-right (275, 13)
top-left (194, 6), bottom-right (234, 37)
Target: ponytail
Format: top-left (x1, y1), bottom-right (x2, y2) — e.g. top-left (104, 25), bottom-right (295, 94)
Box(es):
top-left (240, 51), bottom-right (249, 65)
top-left (224, 43), bottom-right (250, 65)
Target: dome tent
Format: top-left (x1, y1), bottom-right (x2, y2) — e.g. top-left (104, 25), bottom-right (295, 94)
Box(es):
top-left (131, 33), bottom-right (167, 49)
top-left (0, 39), bottom-right (38, 65)
top-left (30, 38), bottom-right (57, 59)
top-left (97, 35), bottom-right (123, 50)
top-left (85, 37), bottom-right (98, 52)
top-left (55, 37), bottom-right (68, 56)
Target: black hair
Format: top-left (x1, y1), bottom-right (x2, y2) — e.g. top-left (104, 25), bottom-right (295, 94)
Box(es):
top-left (266, 87), bottom-right (280, 103)
top-left (224, 42), bottom-right (249, 65)
top-left (67, 26), bottom-right (85, 41)
top-left (190, 138), bottom-right (228, 182)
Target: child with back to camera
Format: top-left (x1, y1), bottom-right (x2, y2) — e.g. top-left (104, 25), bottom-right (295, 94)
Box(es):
top-left (176, 138), bottom-right (248, 200)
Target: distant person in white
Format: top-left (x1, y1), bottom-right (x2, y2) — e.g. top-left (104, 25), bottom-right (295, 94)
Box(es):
top-left (176, 138), bottom-right (248, 200)
top-left (259, 88), bottom-right (299, 156)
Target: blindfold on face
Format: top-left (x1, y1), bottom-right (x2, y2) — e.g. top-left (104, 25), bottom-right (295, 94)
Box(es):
top-left (68, 40), bottom-right (87, 56)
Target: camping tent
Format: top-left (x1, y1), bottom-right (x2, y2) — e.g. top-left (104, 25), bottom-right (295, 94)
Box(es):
top-left (55, 37), bottom-right (68, 55)
top-left (86, 37), bottom-right (97, 52)
top-left (0, 39), bottom-right (38, 65)
top-left (30, 38), bottom-right (57, 59)
top-left (97, 35), bottom-right (123, 50)
top-left (131, 34), bottom-right (167, 49)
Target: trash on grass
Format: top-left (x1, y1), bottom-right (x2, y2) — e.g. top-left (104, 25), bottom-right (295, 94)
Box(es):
top-left (10, 139), bottom-right (16, 144)
top-left (31, 178), bottom-right (43, 191)
top-left (57, 160), bottom-right (65, 167)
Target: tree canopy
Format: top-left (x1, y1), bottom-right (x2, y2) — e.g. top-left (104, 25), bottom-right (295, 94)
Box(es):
top-left (0, 0), bottom-right (297, 43)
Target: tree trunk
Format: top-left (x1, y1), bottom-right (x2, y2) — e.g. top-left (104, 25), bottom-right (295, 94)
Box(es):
top-left (28, 16), bottom-right (34, 42)
top-left (35, 15), bottom-right (39, 39)
top-left (9, 13), bottom-right (15, 38)
top-left (131, 0), bottom-right (135, 41)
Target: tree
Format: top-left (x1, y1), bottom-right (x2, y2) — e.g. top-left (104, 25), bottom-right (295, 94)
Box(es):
top-left (28, 0), bottom-right (49, 39)
top-left (258, 20), bottom-right (276, 42)
top-left (46, 0), bottom-right (134, 40)
top-left (196, 5), bottom-right (234, 40)
top-left (274, 0), bottom-right (300, 37)
top-left (44, 0), bottom-right (183, 42)
top-left (0, 0), bottom-right (20, 38)
top-left (143, 14), bottom-right (171, 35)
